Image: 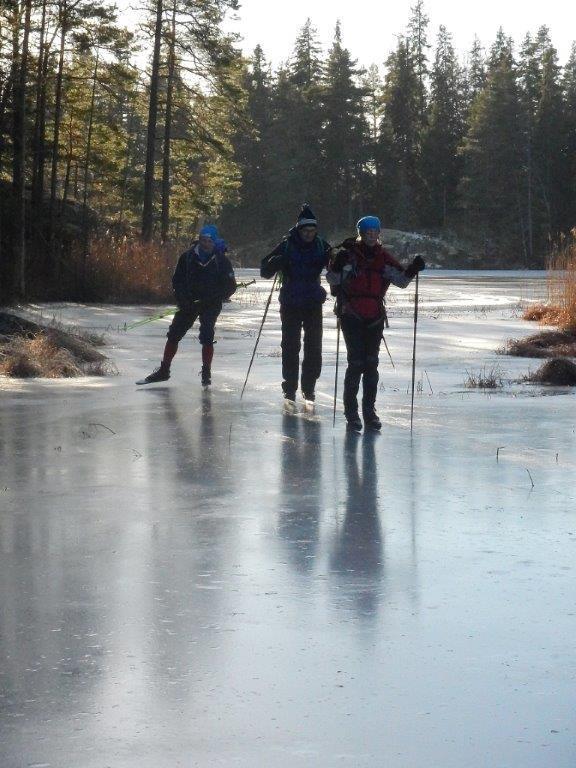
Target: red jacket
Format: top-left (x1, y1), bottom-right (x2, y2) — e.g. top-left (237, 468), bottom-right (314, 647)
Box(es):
top-left (330, 238), bottom-right (405, 320)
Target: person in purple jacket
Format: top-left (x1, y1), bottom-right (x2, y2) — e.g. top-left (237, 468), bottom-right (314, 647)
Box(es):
top-left (260, 204), bottom-right (331, 402)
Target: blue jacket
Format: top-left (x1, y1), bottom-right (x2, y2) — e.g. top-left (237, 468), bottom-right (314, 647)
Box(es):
top-left (260, 228), bottom-right (331, 307)
top-left (172, 240), bottom-right (236, 308)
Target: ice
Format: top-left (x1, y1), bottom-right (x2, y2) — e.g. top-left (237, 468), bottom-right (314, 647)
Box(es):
top-left (0, 271), bottom-right (575, 767)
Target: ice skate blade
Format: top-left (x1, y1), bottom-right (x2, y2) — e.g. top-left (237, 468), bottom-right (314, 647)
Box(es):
top-left (136, 377), bottom-right (169, 386)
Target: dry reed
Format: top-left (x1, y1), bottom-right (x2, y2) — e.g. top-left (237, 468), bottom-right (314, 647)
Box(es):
top-left (523, 231), bottom-right (576, 331)
top-left (87, 235), bottom-right (182, 303)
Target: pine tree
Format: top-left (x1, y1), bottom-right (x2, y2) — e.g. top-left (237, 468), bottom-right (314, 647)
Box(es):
top-left (466, 36), bottom-right (486, 103)
top-left (533, 42), bottom-right (569, 240)
top-left (220, 45), bottom-right (275, 240)
top-left (407, 0), bottom-right (430, 125)
top-left (288, 19), bottom-right (324, 209)
top-left (489, 28), bottom-right (514, 70)
top-left (379, 37), bottom-right (423, 228)
top-left (363, 64), bottom-right (383, 144)
top-left (460, 36), bottom-right (528, 261)
top-left (142, 0), bottom-right (243, 241)
top-left (519, 27), bottom-right (569, 251)
top-left (362, 63), bottom-right (383, 215)
top-left (320, 22), bottom-right (369, 231)
top-left (421, 26), bottom-right (466, 228)
top-left (265, 20), bottom-right (324, 228)
top-left (563, 43), bottom-right (576, 228)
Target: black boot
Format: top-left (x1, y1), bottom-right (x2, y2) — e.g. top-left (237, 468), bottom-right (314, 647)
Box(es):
top-left (200, 365), bottom-right (211, 386)
top-left (346, 412), bottom-right (363, 432)
top-left (301, 388), bottom-right (315, 402)
top-left (136, 362), bottom-right (170, 385)
top-left (363, 408), bottom-right (382, 430)
top-left (282, 380), bottom-right (297, 401)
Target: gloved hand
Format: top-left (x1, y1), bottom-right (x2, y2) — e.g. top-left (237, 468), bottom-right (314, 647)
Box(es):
top-left (412, 255), bottom-right (425, 271)
top-left (325, 270), bottom-right (341, 287)
top-left (342, 263), bottom-right (357, 282)
top-left (405, 255), bottom-right (425, 279)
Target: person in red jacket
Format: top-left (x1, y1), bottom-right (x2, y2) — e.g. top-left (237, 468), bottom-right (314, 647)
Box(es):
top-left (328, 216), bottom-right (425, 432)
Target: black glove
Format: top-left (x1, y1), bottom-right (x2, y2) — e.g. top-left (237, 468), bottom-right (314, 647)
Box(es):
top-left (413, 255), bottom-right (425, 271)
top-left (261, 251), bottom-right (288, 279)
top-left (405, 255), bottom-right (425, 279)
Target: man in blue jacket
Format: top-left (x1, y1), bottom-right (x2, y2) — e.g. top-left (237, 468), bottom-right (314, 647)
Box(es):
top-left (261, 205), bottom-right (331, 402)
top-left (137, 224), bottom-right (237, 386)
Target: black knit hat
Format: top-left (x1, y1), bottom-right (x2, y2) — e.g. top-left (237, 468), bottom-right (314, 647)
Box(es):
top-left (297, 203), bottom-right (317, 229)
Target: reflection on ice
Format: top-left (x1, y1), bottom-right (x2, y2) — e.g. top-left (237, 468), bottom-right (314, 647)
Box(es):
top-left (329, 433), bottom-right (384, 619)
top-left (1, 272), bottom-right (575, 768)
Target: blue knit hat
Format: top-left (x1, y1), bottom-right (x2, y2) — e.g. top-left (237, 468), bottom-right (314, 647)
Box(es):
top-left (357, 216), bottom-right (381, 233)
top-left (200, 224), bottom-right (219, 241)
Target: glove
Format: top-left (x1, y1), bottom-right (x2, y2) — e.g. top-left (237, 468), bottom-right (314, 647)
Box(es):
top-left (325, 270), bottom-right (341, 287)
top-left (405, 255), bottom-right (425, 279)
top-left (412, 255), bottom-right (425, 271)
top-left (342, 263), bottom-right (357, 282)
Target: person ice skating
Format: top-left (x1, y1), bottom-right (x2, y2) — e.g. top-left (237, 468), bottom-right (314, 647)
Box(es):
top-left (260, 204), bottom-right (331, 402)
top-left (327, 216), bottom-right (425, 431)
top-left (137, 224), bottom-right (237, 386)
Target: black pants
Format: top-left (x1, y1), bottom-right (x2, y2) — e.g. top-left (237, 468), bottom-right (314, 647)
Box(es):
top-left (340, 314), bottom-right (385, 417)
top-left (167, 302), bottom-right (222, 345)
top-left (280, 304), bottom-right (323, 396)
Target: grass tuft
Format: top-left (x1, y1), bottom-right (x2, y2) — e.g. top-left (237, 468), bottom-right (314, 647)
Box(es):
top-left (523, 232), bottom-right (576, 331)
top-left (464, 365), bottom-right (504, 389)
top-left (0, 312), bottom-right (114, 379)
top-left (503, 330), bottom-right (576, 359)
top-left (524, 358), bottom-right (576, 386)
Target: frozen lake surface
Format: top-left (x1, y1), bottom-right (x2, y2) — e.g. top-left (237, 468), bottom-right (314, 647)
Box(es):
top-left (1, 271), bottom-right (575, 767)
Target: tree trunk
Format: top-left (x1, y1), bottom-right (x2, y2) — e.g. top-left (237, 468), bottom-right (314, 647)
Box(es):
top-left (31, 0), bottom-right (48, 213)
top-left (525, 130), bottom-right (534, 266)
top-left (48, 2), bottom-right (67, 271)
top-left (81, 49), bottom-right (99, 283)
top-left (73, 160), bottom-right (79, 198)
top-left (141, 0), bottom-right (164, 241)
top-left (161, 0), bottom-right (176, 243)
top-left (0, 78), bottom-right (14, 178)
top-left (12, 0), bottom-right (33, 298)
top-left (62, 115), bottom-right (74, 206)
top-left (119, 109), bottom-right (135, 226)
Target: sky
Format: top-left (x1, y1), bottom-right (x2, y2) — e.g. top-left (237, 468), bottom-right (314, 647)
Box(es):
top-left (223, 0), bottom-right (575, 67)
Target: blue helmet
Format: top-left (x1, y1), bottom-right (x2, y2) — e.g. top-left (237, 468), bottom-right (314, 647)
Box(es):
top-left (199, 224), bottom-right (219, 241)
top-left (357, 215), bottom-right (381, 233)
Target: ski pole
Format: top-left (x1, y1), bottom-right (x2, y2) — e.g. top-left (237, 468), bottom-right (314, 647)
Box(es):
top-left (126, 308), bottom-right (178, 330)
top-left (240, 274), bottom-right (278, 399)
top-left (332, 318), bottom-right (341, 427)
top-left (381, 333), bottom-right (395, 369)
top-left (410, 272), bottom-right (419, 433)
